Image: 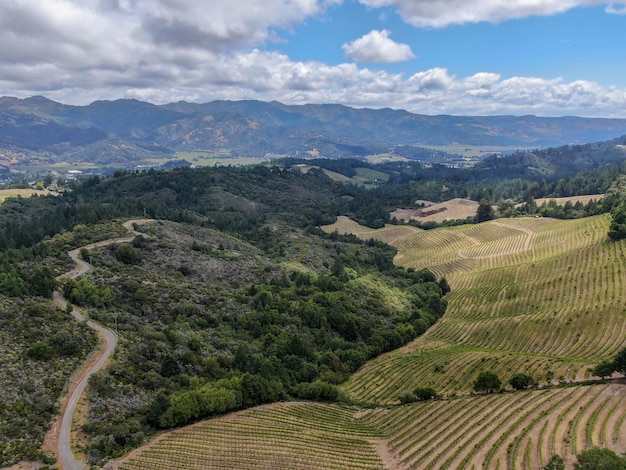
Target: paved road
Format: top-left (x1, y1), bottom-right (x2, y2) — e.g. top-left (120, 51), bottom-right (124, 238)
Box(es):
top-left (52, 220), bottom-right (152, 470)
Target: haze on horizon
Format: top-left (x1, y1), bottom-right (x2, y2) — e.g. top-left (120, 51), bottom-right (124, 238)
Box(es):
top-left (1, 0), bottom-right (625, 118)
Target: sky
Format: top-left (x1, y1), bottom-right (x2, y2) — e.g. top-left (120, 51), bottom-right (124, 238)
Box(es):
top-left (1, 0), bottom-right (626, 117)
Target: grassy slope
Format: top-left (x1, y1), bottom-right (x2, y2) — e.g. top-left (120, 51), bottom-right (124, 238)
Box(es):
top-left (114, 214), bottom-right (626, 469)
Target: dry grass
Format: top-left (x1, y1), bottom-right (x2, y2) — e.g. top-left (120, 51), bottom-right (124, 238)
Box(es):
top-left (532, 194), bottom-right (604, 206)
top-left (0, 188), bottom-right (53, 204)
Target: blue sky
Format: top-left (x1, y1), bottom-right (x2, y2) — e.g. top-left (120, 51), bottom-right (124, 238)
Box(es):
top-left (273, 3), bottom-right (626, 88)
top-left (0, 0), bottom-right (625, 117)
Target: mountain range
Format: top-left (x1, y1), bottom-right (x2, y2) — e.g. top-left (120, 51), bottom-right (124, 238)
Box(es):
top-left (2, 96), bottom-right (626, 168)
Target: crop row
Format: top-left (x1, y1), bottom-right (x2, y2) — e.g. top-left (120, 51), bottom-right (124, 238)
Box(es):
top-left (349, 215), bottom-right (624, 403)
top-left (118, 383), bottom-right (626, 470)
top-left (117, 403), bottom-right (386, 470)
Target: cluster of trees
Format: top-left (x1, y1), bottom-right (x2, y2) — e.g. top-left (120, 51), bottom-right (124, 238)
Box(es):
top-left (472, 371), bottom-right (536, 394)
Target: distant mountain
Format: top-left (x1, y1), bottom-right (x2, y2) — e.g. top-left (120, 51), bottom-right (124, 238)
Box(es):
top-left (2, 96), bottom-right (626, 167)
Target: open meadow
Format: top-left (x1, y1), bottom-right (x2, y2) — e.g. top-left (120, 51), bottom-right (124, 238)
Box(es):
top-left (0, 188), bottom-right (52, 204)
top-left (115, 214), bottom-right (626, 469)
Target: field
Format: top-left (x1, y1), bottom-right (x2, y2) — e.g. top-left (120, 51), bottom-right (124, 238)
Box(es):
top-left (390, 198), bottom-right (479, 223)
top-left (0, 188), bottom-right (52, 204)
top-left (531, 194), bottom-right (604, 206)
top-left (114, 383), bottom-right (626, 470)
top-left (347, 215), bottom-right (624, 401)
top-left (113, 214), bottom-right (626, 469)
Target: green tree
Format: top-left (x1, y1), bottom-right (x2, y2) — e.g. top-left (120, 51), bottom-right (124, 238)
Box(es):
top-left (413, 387), bottom-right (438, 401)
top-left (26, 341), bottom-right (55, 361)
top-left (608, 201), bottom-right (626, 240)
top-left (509, 373), bottom-right (535, 390)
top-left (544, 455), bottom-right (565, 470)
top-left (574, 447), bottom-right (626, 469)
top-left (593, 361), bottom-right (616, 379)
top-left (613, 347), bottom-right (626, 375)
top-left (473, 371), bottom-right (501, 393)
top-left (116, 243), bottom-right (139, 264)
top-left (476, 200), bottom-right (496, 223)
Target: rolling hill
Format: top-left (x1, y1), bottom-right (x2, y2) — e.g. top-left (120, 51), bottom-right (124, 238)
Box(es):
top-left (112, 213), bottom-right (626, 470)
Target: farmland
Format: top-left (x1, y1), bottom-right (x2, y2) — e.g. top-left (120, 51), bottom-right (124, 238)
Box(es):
top-left (346, 215), bottom-right (624, 401)
top-left (114, 383), bottom-right (626, 470)
top-left (113, 213), bottom-right (626, 469)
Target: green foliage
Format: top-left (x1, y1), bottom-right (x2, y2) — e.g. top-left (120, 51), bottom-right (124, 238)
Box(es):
top-left (158, 377), bottom-right (242, 429)
top-left (593, 361), bottom-right (616, 378)
top-left (574, 448), bottom-right (626, 469)
top-left (476, 200), bottom-right (496, 223)
top-left (413, 387), bottom-right (439, 401)
top-left (608, 201), bottom-right (626, 240)
top-left (62, 278), bottom-right (113, 307)
top-left (115, 243), bottom-right (140, 264)
top-left (544, 455), bottom-right (565, 470)
top-left (399, 386), bottom-right (439, 404)
top-left (508, 373), bottom-right (535, 390)
top-left (613, 347), bottom-right (626, 375)
top-left (295, 381), bottom-right (347, 403)
top-left (0, 297), bottom-right (97, 466)
top-left (473, 371), bottom-right (502, 393)
top-left (594, 347), bottom-right (626, 378)
top-left (26, 341), bottom-right (55, 361)
top-left (398, 390), bottom-right (417, 404)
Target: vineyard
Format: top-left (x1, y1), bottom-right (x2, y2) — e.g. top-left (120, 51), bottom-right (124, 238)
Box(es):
top-left (346, 215), bottom-right (626, 401)
top-left (115, 383), bottom-right (626, 470)
top-left (114, 214), bottom-right (626, 469)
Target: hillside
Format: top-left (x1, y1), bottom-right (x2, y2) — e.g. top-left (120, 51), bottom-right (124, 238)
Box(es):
top-left (3, 96), bottom-right (626, 171)
top-left (114, 214), bottom-right (626, 469)
top-left (324, 215), bottom-right (624, 399)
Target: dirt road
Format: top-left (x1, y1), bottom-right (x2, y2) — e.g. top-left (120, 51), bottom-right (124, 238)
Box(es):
top-left (50, 220), bottom-right (152, 470)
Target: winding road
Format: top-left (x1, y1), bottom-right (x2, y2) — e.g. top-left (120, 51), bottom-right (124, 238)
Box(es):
top-left (51, 220), bottom-right (152, 470)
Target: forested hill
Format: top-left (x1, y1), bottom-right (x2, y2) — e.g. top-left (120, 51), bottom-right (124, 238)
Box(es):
top-left (0, 163), bottom-right (450, 465)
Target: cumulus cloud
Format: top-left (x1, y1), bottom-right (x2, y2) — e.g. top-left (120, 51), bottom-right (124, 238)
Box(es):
top-left (0, 0), bottom-right (625, 117)
top-left (358, 0), bottom-right (626, 27)
top-left (342, 30), bottom-right (415, 63)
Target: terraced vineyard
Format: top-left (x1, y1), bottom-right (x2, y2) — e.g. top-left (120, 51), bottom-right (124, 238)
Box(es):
top-left (115, 214), bottom-right (626, 469)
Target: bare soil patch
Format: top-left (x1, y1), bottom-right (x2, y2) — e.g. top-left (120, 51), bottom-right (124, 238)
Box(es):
top-left (391, 198), bottom-right (478, 223)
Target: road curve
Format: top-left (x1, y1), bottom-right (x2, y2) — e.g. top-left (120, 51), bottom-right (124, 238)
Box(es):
top-left (52, 219), bottom-right (153, 470)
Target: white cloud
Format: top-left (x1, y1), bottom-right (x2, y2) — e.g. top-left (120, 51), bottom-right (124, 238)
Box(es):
top-left (342, 29), bottom-right (415, 63)
top-left (0, 0), bottom-right (625, 117)
top-left (358, 0), bottom-right (626, 27)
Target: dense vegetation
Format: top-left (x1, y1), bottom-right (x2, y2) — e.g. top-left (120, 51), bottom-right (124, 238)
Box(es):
top-left (0, 297), bottom-right (96, 466)
top-left (73, 220), bottom-right (448, 462)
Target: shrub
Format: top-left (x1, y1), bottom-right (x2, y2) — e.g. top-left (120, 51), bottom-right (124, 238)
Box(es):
top-left (413, 387), bottom-right (438, 401)
top-left (115, 243), bottom-right (139, 264)
top-left (574, 447), bottom-right (626, 469)
top-left (544, 455), bottom-right (565, 470)
top-left (26, 341), bottom-right (55, 361)
top-left (509, 373), bottom-right (535, 390)
top-left (473, 371), bottom-right (501, 393)
top-left (398, 390), bottom-right (417, 404)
